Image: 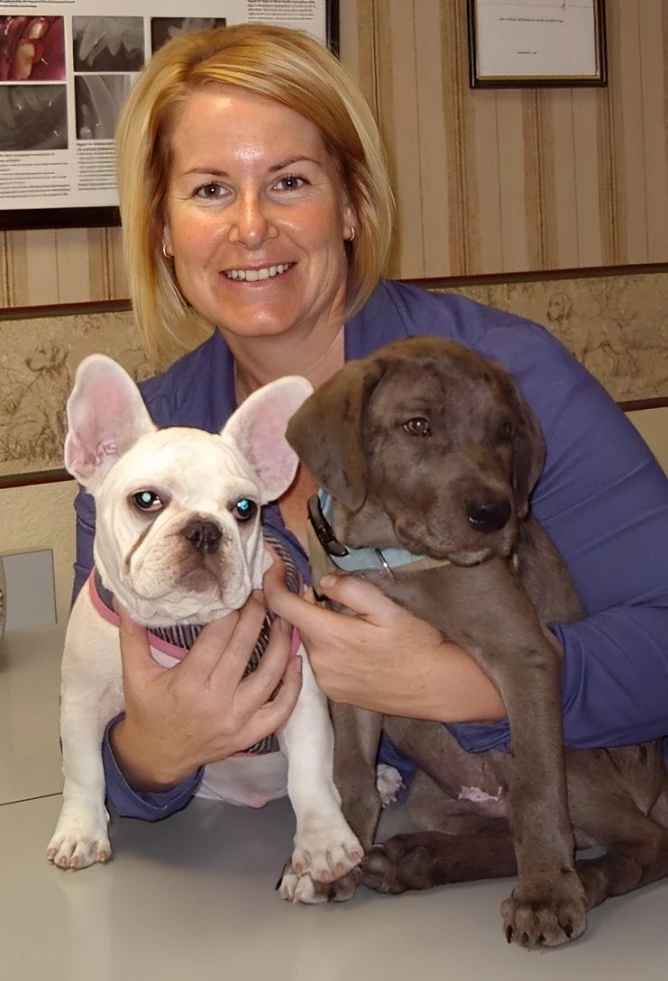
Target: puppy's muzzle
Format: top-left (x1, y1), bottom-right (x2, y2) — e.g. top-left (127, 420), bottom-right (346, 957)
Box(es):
top-left (466, 496), bottom-right (511, 534)
top-left (181, 518), bottom-right (223, 555)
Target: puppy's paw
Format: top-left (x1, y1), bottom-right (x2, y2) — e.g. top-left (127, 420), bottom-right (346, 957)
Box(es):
top-left (47, 808), bottom-right (111, 870)
top-left (278, 861), bottom-right (361, 904)
top-left (376, 764), bottom-right (404, 807)
top-left (291, 813), bottom-right (364, 883)
top-left (501, 871), bottom-right (587, 949)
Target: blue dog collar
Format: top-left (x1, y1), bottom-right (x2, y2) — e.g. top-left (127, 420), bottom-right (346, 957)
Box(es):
top-left (310, 490), bottom-right (448, 577)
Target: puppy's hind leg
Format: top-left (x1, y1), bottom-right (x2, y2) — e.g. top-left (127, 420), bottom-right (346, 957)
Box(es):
top-left (277, 646), bottom-right (364, 903)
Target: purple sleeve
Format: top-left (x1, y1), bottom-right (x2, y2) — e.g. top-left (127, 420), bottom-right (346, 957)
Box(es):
top-left (71, 484), bottom-right (96, 605)
top-left (447, 321), bottom-right (668, 754)
top-left (103, 716), bottom-right (203, 820)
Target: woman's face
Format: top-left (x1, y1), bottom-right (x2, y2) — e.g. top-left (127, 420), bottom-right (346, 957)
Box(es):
top-left (162, 85), bottom-right (355, 342)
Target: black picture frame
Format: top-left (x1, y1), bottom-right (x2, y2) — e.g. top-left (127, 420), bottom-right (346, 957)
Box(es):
top-left (467, 0), bottom-right (607, 90)
top-left (1, 1), bottom-right (340, 232)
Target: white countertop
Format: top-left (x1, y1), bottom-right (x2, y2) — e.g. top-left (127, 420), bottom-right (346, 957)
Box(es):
top-left (1, 625), bottom-right (667, 981)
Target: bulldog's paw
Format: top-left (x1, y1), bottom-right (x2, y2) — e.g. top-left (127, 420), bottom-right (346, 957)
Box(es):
top-left (376, 764), bottom-right (404, 807)
top-left (277, 861), bottom-right (361, 904)
top-left (291, 814), bottom-right (364, 883)
top-left (47, 809), bottom-right (111, 870)
top-left (501, 871), bottom-right (587, 949)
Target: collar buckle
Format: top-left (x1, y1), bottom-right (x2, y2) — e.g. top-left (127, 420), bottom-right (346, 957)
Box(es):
top-left (307, 493), bottom-right (349, 558)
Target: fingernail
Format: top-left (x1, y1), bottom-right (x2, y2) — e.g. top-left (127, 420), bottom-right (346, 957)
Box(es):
top-left (277, 616), bottom-right (291, 633)
top-left (319, 575), bottom-right (337, 590)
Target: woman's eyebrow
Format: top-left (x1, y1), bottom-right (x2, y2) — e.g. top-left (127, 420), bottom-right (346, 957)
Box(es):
top-left (268, 155), bottom-right (320, 172)
top-left (179, 156), bottom-right (321, 179)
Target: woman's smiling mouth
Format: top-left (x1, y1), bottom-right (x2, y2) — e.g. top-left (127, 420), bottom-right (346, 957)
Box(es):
top-left (224, 263), bottom-right (293, 281)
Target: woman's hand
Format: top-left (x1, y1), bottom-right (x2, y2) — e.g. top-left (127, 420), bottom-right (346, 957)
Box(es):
top-left (110, 592), bottom-right (302, 791)
top-left (263, 560), bottom-right (505, 724)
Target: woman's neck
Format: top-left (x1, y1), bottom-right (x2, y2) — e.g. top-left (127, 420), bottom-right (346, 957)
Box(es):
top-left (229, 322), bottom-right (346, 402)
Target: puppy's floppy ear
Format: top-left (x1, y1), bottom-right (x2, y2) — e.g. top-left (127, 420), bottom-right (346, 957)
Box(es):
top-left (286, 357), bottom-right (385, 513)
top-left (495, 367), bottom-right (545, 519)
top-left (64, 355), bottom-right (156, 491)
top-left (224, 376), bottom-right (314, 503)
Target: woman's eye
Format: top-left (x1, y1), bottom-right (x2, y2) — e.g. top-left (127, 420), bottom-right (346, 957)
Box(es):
top-left (132, 490), bottom-right (164, 513)
top-left (274, 175), bottom-right (306, 192)
top-left (195, 183), bottom-right (226, 199)
top-left (403, 417), bottom-right (431, 437)
top-left (232, 498), bottom-right (258, 522)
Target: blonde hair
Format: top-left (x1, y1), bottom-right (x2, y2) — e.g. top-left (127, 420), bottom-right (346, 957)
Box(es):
top-left (115, 23), bottom-right (394, 366)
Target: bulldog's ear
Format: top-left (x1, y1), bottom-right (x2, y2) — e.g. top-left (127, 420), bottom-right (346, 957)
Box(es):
top-left (286, 357), bottom-right (385, 513)
top-left (224, 376), bottom-right (314, 503)
top-left (64, 355), bottom-right (156, 490)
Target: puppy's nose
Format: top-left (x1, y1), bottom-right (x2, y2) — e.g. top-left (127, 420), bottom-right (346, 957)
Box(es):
top-left (466, 497), bottom-right (511, 534)
top-left (182, 519), bottom-right (223, 554)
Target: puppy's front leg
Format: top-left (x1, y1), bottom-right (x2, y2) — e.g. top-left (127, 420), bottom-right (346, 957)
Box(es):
top-left (48, 612), bottom-right (123, 869)
top-left (48, 686), bottom-right (113, 869)
top-left (277, 644), bottom-right (363, 902)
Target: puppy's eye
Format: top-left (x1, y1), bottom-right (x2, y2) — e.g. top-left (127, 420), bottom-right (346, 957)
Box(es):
top-left (232, 498), bottom-right (257, 522)
top-left (403, 417), bottom-right (431, 437)
top-left (497, 419), bottom-right (514, 441)
top-left (132, 490), bottom-right (164, 513)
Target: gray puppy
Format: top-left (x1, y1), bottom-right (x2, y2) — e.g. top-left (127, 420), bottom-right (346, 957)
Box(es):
top-left (286, 335), bottom-right (668, 948)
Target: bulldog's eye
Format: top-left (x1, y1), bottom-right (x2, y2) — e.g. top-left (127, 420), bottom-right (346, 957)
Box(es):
top-left (232, 498), bottom-right (257, 522)
top-left (132, 490), bottom-right (164, 513)
top-left (497, 419), bottom-right (514, 441)
top-left (403, 417), bottom-right (431, 437)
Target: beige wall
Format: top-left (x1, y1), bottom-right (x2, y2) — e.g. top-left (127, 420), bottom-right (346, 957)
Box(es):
top-left (1, 481), bottom-right (76, 625)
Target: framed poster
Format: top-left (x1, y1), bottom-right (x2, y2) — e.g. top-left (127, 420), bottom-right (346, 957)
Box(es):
top-left (467, 0), bottom-right (607, 89)
top-left (0, 0), bottom-right (339, 230)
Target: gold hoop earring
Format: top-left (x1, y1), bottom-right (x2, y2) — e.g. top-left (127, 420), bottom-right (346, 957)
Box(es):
top-left (162, 242), bottom-right (172, 260)
top-left (348, 227), bottom-right (356, 242)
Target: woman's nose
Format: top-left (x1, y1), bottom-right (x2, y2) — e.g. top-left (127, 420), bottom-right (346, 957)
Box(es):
top-left (228, 191), bottom-right (277, 247)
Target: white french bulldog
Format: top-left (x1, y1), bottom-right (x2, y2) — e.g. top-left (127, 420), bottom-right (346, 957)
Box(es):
top-left (47, 354), bottom-right (363, 901)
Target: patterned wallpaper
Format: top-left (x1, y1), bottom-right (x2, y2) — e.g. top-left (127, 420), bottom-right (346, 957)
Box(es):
top-left (1, 270), bottom-right (666, 479)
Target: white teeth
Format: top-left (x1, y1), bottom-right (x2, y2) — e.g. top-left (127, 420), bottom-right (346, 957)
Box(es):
top-left (224, 263), bottom-right (291, 281)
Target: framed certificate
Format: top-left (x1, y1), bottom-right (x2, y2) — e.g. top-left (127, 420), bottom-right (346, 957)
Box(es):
top-left (467, 0), bottom-right (607, 89)
top-left (0, 0), bottom-right (339, 230)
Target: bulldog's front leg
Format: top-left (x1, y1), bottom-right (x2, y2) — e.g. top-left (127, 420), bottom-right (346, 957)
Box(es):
top-left (48, 613), bottom-right (122, 870)
top-left (277, 645), bottom-right (363, 903)
top-left (48, 686), bottom-right (113, 869)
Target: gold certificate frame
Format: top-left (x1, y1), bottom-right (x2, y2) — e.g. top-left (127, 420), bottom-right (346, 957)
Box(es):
top-left (467, 0), bottom-right (607, 89)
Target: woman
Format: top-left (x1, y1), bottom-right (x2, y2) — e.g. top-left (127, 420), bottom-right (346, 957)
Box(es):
top-left (71, 24), bottom-right (668, 819)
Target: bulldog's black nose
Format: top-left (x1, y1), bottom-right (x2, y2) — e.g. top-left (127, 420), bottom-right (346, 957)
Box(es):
top-left (182, 519), bottom-right (222, 554)
top-left (466, 497), bottom-right (511, 533)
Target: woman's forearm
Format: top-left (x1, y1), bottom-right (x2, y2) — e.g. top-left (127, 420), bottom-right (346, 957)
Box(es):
top-left (109, 716), bottom-right (197, 791)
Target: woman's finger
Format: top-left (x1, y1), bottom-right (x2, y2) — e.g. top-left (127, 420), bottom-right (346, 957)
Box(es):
top-left (316, 573), bottom-right (403, 622)
top-left (117, 607), bottom-right (163, 687)
top-left (251, 654), bottom-right (303, 732)
top-left (195, 591), bottom-right (268, 687)
top-left (233, 616), bottom-right (296, 713)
